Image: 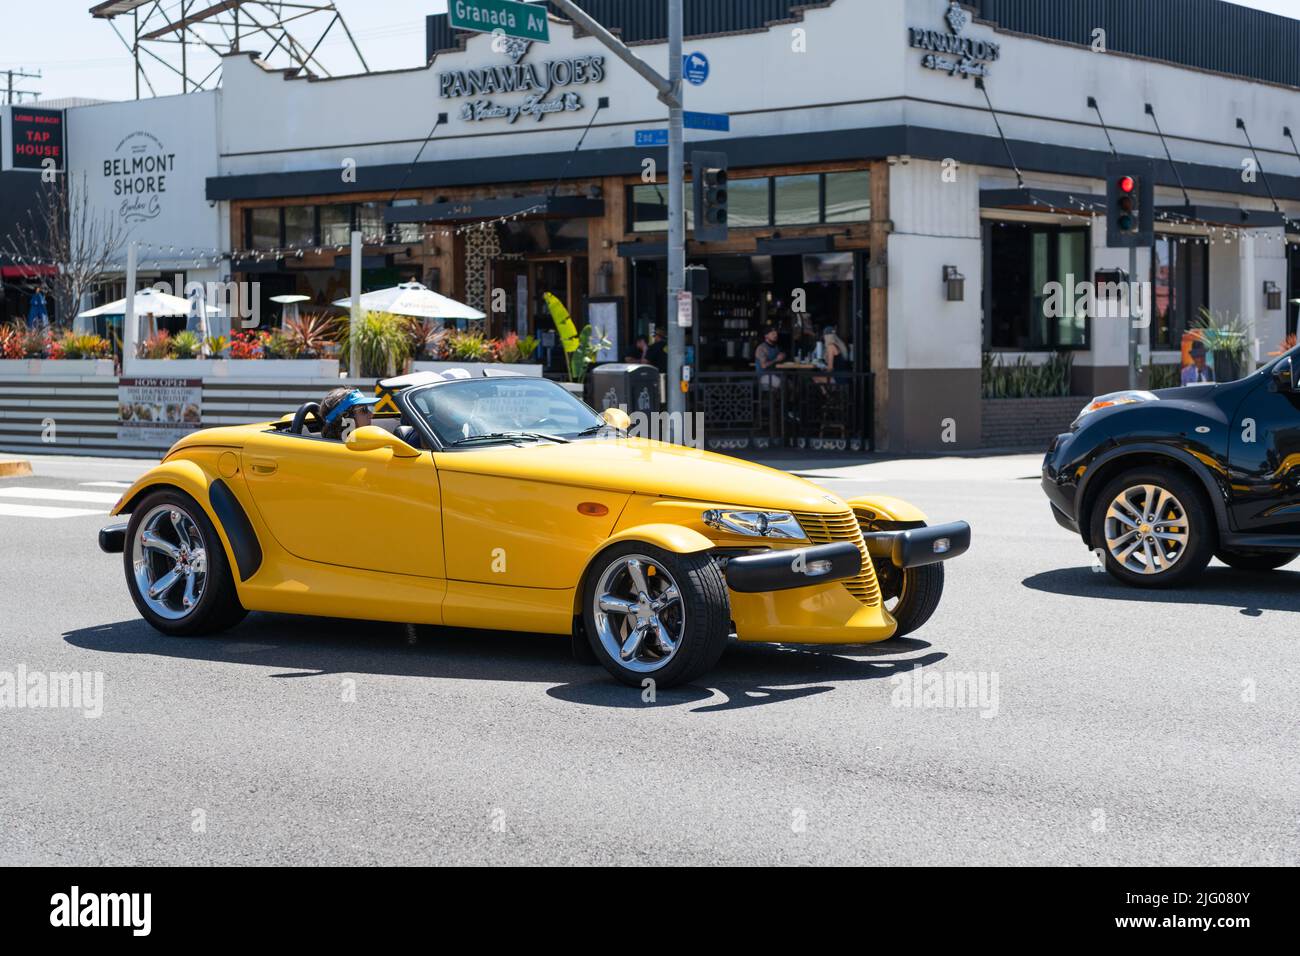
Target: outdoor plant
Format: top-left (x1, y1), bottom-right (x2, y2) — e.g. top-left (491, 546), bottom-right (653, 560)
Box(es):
top-left (568, 325), bottom-right (611, 383)
top-left (981, 350), bottom-right (1074, 399)
top-left (1269, 333), bottom-right (1297, 357)
top-left (446, 329), bottom-right (495, 362)
top-left (171, 330), bottom-right (203, 359)
top-left (21, 328), bottom-right (54, 359)
top-left (228, 330), bottom-right (268, 360)
top-left (139, 330), bottom-right (174, 360)
top-left (1191, 308), bottom-right (1249, 361)
top-left (497, 332), bottom-right (538, 364)
top-left (0, 323), bottom-right (24, 359)
top-left (416, 324), bottom-right (451, 361)
top-left (339, 311), bottom-right (415, 377)
top-left (1148, 363), bottom-right (1181, 390)
top-left (204, 334), bottom-right (230, 358)
top-left (278, 313), bottom-right (337, 359)
top-left (57, 332), bottom-right (111, 360)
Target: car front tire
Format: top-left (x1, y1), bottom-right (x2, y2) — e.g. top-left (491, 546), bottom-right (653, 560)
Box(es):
top-left (582, 542), bottom-right (730, 688)
top-left (124, 488), bottom-right (247, 636)
top-left (874, 560), bottom-right (945, 637)
top-left (1090, 467), bottom-right (1214, 588)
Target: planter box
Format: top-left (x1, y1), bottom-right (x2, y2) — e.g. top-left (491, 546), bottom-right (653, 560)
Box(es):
top-left (0, 358), bottom-right (116, 377)
top-left (981, 396), bottom-right (1082, 450)
top-left (412, 362), bottom-right (543, 377)
top-left (125, 358), bottom-right (340, 380)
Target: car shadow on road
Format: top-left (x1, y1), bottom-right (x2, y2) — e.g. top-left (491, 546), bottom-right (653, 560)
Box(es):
top-left (1023, 565), bottom-right (1300, 616)
top-left (63, 614), bottom-right (947, 713)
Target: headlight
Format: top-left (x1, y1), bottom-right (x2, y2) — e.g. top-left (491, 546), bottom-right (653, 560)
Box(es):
top-left (702, 509), bottom-right (806, 539)
top-left (1075, 390), bottom-right (1157, 422)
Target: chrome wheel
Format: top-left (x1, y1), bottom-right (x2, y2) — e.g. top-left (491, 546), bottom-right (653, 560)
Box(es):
top-left (131, 504), bottom-right (208, 621)
top-left (1104, 484), bottom-right (1190, 576)
top-left (591, 554), bottom-right (685, 674)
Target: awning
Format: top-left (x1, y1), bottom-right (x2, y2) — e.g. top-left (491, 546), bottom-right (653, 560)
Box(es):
top-left (386, 195), bottom-right (604, 225)
top-left (980, 188), bottom-right (1104, 214)
top-left (1155, 205), bottom-right (1286, 228)
top-left (1, 265), bottom-right (57, 279)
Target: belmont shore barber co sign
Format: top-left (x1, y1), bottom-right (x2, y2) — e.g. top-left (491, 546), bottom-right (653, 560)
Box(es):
top-left (104, 131), bottom-right (176, 224)
top-left (438, 36), bottom-right (606, 124)
top-left (910, 1), bottom-right (1001, 80)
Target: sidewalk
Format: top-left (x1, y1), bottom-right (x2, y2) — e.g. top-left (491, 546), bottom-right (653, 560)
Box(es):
top-left (748, 450), bottom-right (1044, 483)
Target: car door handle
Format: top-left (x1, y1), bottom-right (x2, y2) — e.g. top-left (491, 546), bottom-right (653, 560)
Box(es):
top-left (248, 458), bottom-right (278, 476)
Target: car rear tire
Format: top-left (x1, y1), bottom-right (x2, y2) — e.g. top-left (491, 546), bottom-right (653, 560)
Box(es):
top-left (1215, 549), bottom-right (1300, 571)
top-left (874, 560), bottom-right (944, 637)
top-left (124, 488), bottom-right (247, 636)
top-left (1090, 467), bottom-right (1214, 588)
top-left (582, 542), bottom-right (730, 688)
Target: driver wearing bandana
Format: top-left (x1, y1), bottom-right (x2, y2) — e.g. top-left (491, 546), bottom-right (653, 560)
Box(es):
top-left (320, 387), bottom-right (381, 440)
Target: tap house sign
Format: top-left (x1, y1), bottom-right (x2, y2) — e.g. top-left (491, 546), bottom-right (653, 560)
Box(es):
top-left (103, 131), bottom-right (176, 224)
top-left (9, 108), bottom-right (64, 171)
top-left (439, 39), bottom-right (606, 124)
top-left (910, 1), bottom-right (1001, 80)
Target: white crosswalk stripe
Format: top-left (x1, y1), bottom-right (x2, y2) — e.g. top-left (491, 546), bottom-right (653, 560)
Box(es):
top-left (0, 485), bottom-right (119, 519)
top-left (0, 487), bottom-right (121, 505)
top-left (0, 503), bottom-right (105, 519)
top-left (80, 481), bottom-right (133, 490)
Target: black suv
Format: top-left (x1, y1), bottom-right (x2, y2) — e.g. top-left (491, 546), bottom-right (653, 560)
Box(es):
top-left (1042, 347), bottom-right (1300, 587)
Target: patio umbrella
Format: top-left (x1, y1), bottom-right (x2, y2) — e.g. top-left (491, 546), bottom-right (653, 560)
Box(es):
top-left (331, 281), bottom-right (485, 321)
top-left (77, 287), bottom-right (220, 319)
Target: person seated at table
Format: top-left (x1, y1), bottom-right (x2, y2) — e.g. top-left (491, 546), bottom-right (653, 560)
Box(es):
top-left (644, 329), bottom-right (668, 373)
top-left (755, 326), bottom-right (785, 390)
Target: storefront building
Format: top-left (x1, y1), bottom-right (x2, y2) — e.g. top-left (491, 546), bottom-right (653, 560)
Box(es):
top-left (47, 0), bottom-right (1300, 452)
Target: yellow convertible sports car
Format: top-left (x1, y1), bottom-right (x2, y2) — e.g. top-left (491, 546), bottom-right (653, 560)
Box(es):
top-left (98, 372), bottom-right (970, 686)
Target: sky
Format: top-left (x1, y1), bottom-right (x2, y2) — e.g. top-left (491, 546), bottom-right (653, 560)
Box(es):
top-left (1, 0), bottom-right (1298, 104)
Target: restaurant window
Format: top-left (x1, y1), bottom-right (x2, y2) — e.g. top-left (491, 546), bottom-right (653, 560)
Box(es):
top-left (1152, 235), bottom-right (1209, 349)
top-left (824, 171), bottom-right (871, 223)
top-left (774, 175), bottom-right (820, 225)
top-left (984, 220), bottom-right (1091, 350)
top-left (320, 205), bottom-right (353, 247)
top-left (389, 199), bottom-right (421, 244)
top-left (284, 205), bottom-right (316, 247)
top-left (729, 178), bottom-right (771, 227)
top-left (629, 183), bottom-right (671, 233)
top-left (357, 202), bottom-right (386, 243)
top-left (247, 207), bottom-right (281, 250)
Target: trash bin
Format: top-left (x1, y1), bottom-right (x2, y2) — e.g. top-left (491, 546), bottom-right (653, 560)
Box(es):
top-left (588, 363), bottom-right (661, 416)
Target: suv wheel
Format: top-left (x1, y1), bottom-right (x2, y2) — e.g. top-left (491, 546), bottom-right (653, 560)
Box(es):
top-left (1090, 467), bottom-right (1214, 588)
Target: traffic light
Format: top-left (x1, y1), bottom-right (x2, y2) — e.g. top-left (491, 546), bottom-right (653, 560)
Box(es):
top-left (692, 150), bottom-right (729, 243)
top-left (1105, 159), bottom-right (1155, 248)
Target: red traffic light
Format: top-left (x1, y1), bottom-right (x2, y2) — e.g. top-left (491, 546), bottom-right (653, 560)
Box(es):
top-left (1118, 175), bottom-right (1136, 193)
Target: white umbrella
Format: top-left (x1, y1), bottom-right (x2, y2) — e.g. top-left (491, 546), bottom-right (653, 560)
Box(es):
top-left (77, 287), bottom-right (219, 319)
top-left (332, 281), bottom-right (485, 321)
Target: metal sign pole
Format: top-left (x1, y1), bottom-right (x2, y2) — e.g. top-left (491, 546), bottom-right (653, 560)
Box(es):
top-left (665, 0), bottom-right (685, 416)
top-left (1129, 244), bottom-right (1139, 391)
top-left (350, 230), bottom-right (362, 380)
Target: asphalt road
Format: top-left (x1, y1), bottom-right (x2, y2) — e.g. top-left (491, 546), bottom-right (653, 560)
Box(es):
top-left (1, 452), bottom-right (1296, 866)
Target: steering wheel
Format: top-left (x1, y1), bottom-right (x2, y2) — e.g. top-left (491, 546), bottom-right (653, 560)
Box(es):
top-left (290, 401), bottom-right (322, 435)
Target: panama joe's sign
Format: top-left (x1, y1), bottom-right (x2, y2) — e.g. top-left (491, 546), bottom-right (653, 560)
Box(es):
top-left (438, 38), bottom-right (606, 124)
top-left (102, 131), bottom-right (177, 224)
top-left (910, 1), bottom-right (1001, 80)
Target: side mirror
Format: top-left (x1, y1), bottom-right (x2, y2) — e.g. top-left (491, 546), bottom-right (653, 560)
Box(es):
top-left (346, 425), bottom-right (420, 458)
top-left (602, 407), bottom-right (631, 431)
top-left (1274, 356), bottom-right (1298, 392)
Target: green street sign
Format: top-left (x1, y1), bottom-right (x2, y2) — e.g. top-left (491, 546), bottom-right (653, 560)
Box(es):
top-left (448, 0), bottom-right (551, 43)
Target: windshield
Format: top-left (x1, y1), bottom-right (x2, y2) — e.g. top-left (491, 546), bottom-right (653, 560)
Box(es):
top-left (407, 378), bottom-right (605, 446)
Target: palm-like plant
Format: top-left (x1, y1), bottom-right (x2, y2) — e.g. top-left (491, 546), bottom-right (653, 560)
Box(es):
top-left (279, 313), bottom-right (338, 359)
top-left (138, 330), bottom-right (174, 360)
top-left (171, 330), bottom-right (203, 359)
top-left (339, 311), bottom-right (415, 377)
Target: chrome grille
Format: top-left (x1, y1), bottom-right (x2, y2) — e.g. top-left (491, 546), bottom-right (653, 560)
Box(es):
top-left (793, 510), bottom-right (881, 607)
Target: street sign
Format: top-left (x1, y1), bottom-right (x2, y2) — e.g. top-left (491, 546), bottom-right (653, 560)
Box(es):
top-left (448, 0), bottom-right (551, 43)
top-left (676, 290), bottom-right (694, 328)
top-left (683, 111), bottom-right (730, 132)
top-left (635, 129), bottom-right (669, 147)
top-left (683, 52), bottom-right (710, 86)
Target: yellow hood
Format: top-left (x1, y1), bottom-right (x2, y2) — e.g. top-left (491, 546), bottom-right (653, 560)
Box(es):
top-left (437, 437), bottom-right (847, 513)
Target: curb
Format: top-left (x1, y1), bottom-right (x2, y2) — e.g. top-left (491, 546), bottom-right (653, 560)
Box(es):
top-left (0, 459), bottom-right (34, 478)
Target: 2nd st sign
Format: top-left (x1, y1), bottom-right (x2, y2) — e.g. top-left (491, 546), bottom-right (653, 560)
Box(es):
top-left (449, 0), bottom-right (551, 43)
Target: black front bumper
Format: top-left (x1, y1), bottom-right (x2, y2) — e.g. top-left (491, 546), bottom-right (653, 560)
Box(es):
top-left (723, 542), bottom-right (862, 593)
top-left (98, 523), bottom-right (127, 554)
top-left (861, 521), bottom-right (971, 568)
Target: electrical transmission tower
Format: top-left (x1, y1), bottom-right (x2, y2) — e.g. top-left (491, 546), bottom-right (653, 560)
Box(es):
top-left (89, 1), bottom-right (370, 98)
